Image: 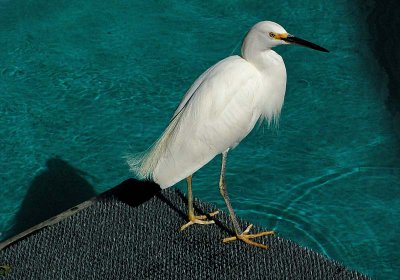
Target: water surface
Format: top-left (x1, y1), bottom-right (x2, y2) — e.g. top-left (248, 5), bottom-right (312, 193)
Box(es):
top-left (0, 0), bottom-right (399, 278)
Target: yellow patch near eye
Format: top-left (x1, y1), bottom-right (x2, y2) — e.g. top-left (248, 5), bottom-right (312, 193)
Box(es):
top-left (269, 32), bottom-right (288, 40)
top-left (275, 33), bottom-right (289, 39)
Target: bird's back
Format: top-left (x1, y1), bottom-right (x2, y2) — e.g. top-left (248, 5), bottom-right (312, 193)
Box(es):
top-left (129, 55), bottom-right (285, 188)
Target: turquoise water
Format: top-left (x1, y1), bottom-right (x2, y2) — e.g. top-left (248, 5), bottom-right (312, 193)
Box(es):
top-left (1, 0), bottom-right (399, 278)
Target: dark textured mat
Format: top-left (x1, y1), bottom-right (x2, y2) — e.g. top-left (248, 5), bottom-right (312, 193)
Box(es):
top-left (0, 179), bottom-right (370, 279)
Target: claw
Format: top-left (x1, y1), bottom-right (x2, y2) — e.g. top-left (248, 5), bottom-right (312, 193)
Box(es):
top-left (180, 211), bottom-right (219, 231)
top-left (223, 224), bottom-right (274, 249)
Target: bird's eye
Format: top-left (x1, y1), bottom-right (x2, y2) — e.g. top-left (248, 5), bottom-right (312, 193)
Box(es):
top-left (269, 32), bottom-right (275, 38)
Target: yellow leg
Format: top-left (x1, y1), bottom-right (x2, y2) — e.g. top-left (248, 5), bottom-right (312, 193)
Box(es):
top-left (180, 175), bottom-right (219, 231)
top-left (219, 151), bottom-right (274, 249)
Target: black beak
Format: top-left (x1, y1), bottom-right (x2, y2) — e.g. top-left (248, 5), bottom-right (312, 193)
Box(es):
top-left (282, 35), bottom-right (329, 52)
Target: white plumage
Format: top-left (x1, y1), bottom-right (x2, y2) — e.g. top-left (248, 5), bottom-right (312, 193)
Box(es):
top-left (128, 20), bottom-right (328, 249)
top-left (129, 22), bottom-right (289, 188)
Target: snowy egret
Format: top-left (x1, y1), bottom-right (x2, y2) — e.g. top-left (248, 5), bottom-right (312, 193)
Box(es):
top-left (129, 21), bottom-right (328, 249)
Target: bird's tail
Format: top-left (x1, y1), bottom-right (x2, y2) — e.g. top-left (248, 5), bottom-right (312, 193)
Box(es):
top-left (127, 114), bottom-right (181, 182)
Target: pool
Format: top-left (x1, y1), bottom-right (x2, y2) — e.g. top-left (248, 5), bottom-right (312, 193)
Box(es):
top-left (1, 0), bottom-right (399, 279)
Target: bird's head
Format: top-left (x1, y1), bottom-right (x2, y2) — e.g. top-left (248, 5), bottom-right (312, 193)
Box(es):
top-left (250, 21), bottom-right (328, 52)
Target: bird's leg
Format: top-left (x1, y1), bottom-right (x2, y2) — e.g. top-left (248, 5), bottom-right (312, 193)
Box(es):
top-left (180, 175), bottom-right (219, 231)
top-left (219, 151), bottom-right (274, 249)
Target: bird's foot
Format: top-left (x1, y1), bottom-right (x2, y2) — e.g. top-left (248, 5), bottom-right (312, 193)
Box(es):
top-left (180, 211), bottom-right (219, 231)
top-left (223, 224), bottom-right (274, 249)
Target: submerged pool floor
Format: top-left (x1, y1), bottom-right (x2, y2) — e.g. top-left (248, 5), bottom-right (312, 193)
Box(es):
top-left (0, 0), bottom-right (399, 279)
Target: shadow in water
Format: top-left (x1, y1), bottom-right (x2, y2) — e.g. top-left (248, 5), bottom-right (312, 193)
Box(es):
top-left (9, 157), bottom-right (97, 237)
top-left (364, 0), bottom-right (400, 140)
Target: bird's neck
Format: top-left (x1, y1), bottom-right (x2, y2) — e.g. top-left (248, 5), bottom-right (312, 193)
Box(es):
top-left (241, 34), bottom-right (280, 71)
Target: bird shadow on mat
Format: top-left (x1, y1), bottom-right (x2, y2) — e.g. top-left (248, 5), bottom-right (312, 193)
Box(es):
top-left (101, 178), bottom-right (161, 207)
top-left (108, 178), bottom-right (234, 235)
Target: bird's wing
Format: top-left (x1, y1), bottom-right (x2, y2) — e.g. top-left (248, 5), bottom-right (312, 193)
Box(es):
top-left (171, 62), bottom-right (218, 119)
top-left (128, 55), bottom-right (264, 188)
top-left (147, 55), bottom-right (264, 187)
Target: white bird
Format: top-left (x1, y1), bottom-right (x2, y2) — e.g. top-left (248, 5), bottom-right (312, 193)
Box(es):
top-left (129, 21), bottom-right (328, 249)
